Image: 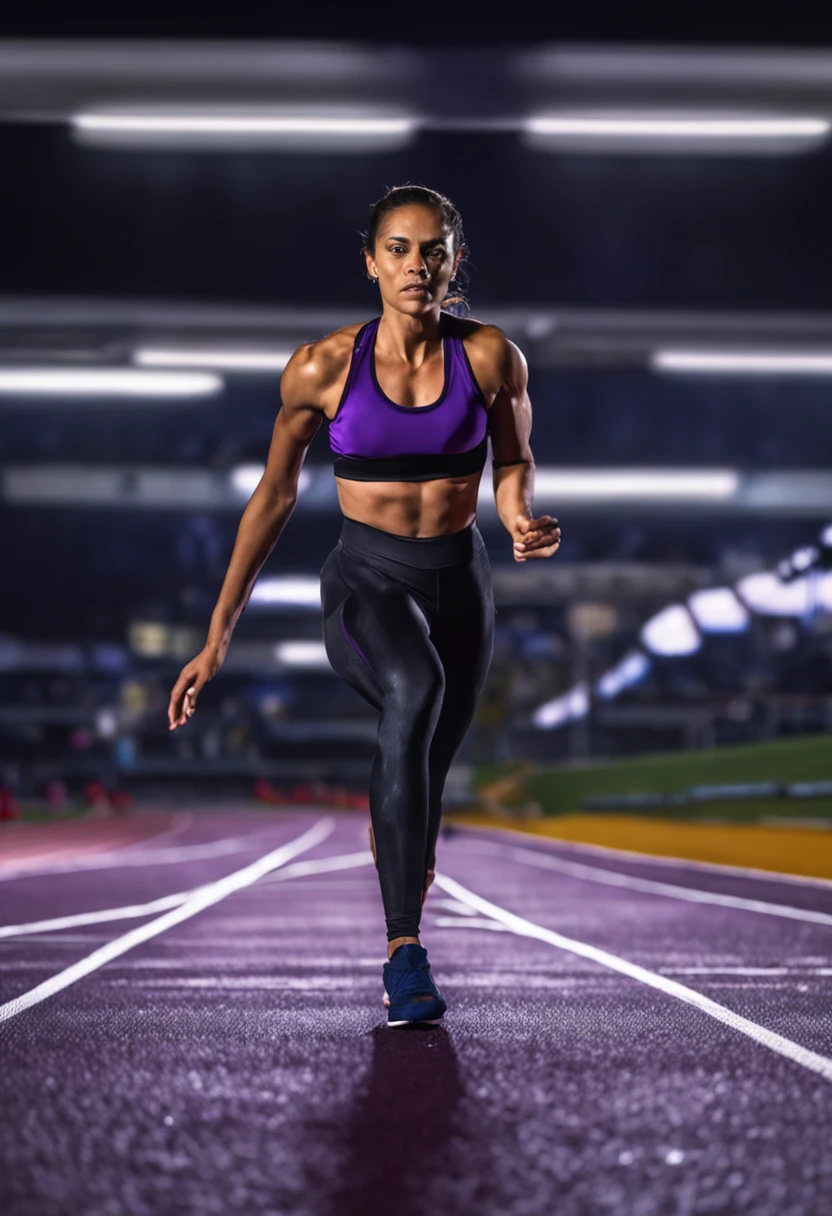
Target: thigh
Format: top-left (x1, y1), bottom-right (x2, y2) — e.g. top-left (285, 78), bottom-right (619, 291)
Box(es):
top-left (430, 548), bottom-right (495, 760)
top-left (321, 544), bottom-right (444, 711)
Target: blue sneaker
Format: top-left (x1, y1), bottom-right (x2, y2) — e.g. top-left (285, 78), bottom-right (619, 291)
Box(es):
top-left (383, 943), bottom-right (447, 1027)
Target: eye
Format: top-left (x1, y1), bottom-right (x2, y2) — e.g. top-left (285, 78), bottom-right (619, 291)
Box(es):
top-left (389, 245), bottom-right (407, 254)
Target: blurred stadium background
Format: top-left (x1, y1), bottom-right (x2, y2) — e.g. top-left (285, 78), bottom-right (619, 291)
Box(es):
top-left (2, 38), bottom-right (832, 831)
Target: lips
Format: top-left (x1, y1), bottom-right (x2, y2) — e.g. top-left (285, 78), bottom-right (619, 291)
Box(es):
top-left (402, 285), bottom-right (429, 294)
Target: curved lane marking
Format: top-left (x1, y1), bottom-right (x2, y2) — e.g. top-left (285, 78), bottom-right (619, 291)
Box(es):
top-left (434, 870), bottom-right (832, 1083)
top-left (460, 838), bottom-right (832, 928)
top-left (0, 817), bottom-right (334, 1023)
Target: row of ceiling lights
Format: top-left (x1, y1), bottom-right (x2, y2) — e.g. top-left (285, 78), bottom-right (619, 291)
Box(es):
top-left (3, 348), bottom-right (832, 398)
top-left (68, 110), bottom-right (832, 154)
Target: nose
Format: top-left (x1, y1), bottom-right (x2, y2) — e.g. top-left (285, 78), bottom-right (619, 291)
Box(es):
top-left (405, 253), bottom-right (428, 278)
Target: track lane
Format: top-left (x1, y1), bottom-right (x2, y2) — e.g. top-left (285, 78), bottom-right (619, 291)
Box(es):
top-left (2, 809), bottom-right (831, 1215)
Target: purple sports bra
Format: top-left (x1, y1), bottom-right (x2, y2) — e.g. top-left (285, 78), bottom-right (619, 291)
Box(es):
top-left (328, 313), bottom-right (489, 482)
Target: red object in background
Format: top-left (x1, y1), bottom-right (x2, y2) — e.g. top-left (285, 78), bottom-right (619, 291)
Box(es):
top-left (108, 789), bottom-right (133, 813)
top-left (82, 780), bottom-right (109, 809)
top-left (0, 788), bottom-right (20, 820)
top-left (290, 783), bottom-right (313, 804)
top-left (252, 779), bottom-right (289, 805)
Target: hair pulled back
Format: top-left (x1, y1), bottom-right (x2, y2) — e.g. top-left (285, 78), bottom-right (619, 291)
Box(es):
top-left (362, 184), bottom-right (470, 314)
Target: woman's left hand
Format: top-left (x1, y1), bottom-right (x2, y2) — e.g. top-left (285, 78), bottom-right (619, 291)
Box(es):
top-left (512, 513), bottom-right (561, 561)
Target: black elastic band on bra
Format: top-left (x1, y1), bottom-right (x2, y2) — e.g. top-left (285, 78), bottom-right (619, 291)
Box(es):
top-left (332, 435), bottom-right (488, 483)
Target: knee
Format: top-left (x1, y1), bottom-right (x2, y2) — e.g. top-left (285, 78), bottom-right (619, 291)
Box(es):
top-left (388, 662), bottom-right (445, 725)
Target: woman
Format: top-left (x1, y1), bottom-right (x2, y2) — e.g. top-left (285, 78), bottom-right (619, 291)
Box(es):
top-left (168, 185), bottom-right (561, 1026)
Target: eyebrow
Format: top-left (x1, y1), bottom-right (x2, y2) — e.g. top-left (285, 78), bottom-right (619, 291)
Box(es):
top-left (385, 234), bottom-right (446, 247)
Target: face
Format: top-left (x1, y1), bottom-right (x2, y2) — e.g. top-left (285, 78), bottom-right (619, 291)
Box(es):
top-left (365, 203), bottom-right (462, 315)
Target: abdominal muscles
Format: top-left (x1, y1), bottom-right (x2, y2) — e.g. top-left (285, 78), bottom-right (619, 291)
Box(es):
top-left (334, 471), bottom-right (482, 538)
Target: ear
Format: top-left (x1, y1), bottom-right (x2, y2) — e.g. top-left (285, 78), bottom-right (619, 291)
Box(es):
top-left (453, 243), bottom-right (466, 278)
top-left (364, 249), bottom-right (378, 281)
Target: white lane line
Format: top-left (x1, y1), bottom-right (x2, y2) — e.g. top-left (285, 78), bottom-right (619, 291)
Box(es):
top-left (434, 870), bottom-right (832, 1083)
top-left (0, 817), bottom-right (334, 1023)
top-left (454, 822), bottom-right (832, 890)
top-left (0, 848), bottom-right (374, 941)
top-left (461, 838), bottom-right (832, 928)
top-left (0, 828), bottom-right (283, 881)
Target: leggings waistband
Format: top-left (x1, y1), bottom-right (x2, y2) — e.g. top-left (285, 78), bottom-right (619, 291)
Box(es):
top-left (339, 515), bottom-right (484, 569)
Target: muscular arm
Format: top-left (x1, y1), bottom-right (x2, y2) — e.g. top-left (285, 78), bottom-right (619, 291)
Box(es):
top-left (204, 344), bottom-right (330, 652)
top-left (487, 335), bottom-right (535, 533)
top-left (470, 325), bottom-right (560, 562)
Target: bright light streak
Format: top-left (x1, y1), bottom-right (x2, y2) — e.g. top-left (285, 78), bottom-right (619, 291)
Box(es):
top-left (135, 348), bottom-right (291, 372)
top-left (595, 650), bottom-right (651, 699)
top-left (250, 578), bottom-right (321, 608)
top-left (530, 469), bottom-right (739, 500)
top-left (688, 587), bottom-right (750, 633)
top-left (75, 113), bottom-right (416, 135)
top-left (641, 604), bottom-right (701, 656)
top-left (275, 641), bottom-right (331, 668)
top-left (0, 369), bottom-right (221, 397)
top-left (652, 351), bottom-right (832, 375)
top-left (736, 571), bottom-right (817, 616)
top-left (791, 545), bottom-right (819, 572)
top-left (230, 465), bottom-right (311, 498)
top-left (821, 523), bottom-right (832, 548)
top-left (525, 115), bottom-right (829, 139)
top-left (72, 111), bottom-right (417, 151)
top-left (532, 683), bottom-right (589, 729)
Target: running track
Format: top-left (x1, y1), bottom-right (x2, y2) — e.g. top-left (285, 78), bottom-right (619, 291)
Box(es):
top-left (1, 809), bottom-right (831, 1215)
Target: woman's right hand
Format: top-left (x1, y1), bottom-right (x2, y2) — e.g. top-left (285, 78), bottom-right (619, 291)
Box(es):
top-left (167, 644), bottom-right (226, 731)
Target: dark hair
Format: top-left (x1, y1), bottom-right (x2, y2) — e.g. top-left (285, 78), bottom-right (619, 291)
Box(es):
top-left (362, 184), bottom-right (470, 314)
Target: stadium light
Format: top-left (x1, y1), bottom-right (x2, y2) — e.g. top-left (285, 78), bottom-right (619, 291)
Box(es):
top-left (651, 351), bottom-right (832, 375)
top-left (0, 368), bottom-right (222, 397)
top-left (72, 110), bottom-right (417, 151)
top-left (275, 641), bottom-right (331, 668)
top-left (135, 348), bottom-right (292, 372)
top-left (524, 113), bottom-right (829, 154)
top-left (529, 469), bottom-right (738, 500)
top-left (641, 604), bottom-right (701, 656)
top-left (595, 650), bottom-right (651, 699)
top-left (230, 466), bottom-right (311, 498)
top-left (687, 587), bottom-right (750, 633)
top-left (531, 683), bottom-right (589, 729)
top-left (250, 578), bottom-right (321, 608)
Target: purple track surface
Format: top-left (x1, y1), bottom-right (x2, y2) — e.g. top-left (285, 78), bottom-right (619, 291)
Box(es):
top-left (1, 808), bottom-right (831, 1215)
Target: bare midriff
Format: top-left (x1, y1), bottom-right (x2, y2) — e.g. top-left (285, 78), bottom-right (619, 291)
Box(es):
top-left (334, 471), bottom-right (482, 539)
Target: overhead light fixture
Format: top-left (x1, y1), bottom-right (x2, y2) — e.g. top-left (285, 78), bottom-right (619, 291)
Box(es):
top-left (249, 578), bottom-right (321, 608)
top-left (595, 650), bottom-right (651, 699)
top-left (230, 465), bottom-right (311, 498)
top-left (531, 683), bottom-right (589, 730)
top-left (72, 110), bottom-right (417, 151)
top-left (275, 641), bottom-right (331, 668)
top-left (0, 368), bottom-right (221, 398)
top-left (652, 351), bottom-right (832, 375)
top-left (687, 587), bottom-right (750, 633)
top-left (523, 113), bottom-right (829, 154)
top-left (135, 348), bottom-right (292, 372)
top-left (528, 469), bottom-right (739, 500)
top-left (641, 604), bottom-right (701, 656)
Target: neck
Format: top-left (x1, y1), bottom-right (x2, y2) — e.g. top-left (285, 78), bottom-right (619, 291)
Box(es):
top-left (377, 306), bottom-right (443, 361)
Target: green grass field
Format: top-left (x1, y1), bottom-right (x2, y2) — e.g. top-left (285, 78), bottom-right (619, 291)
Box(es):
top-left (473, 733), bottom-right (832, 823)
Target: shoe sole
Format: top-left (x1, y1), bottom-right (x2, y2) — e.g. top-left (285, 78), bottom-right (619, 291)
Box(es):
top-left (386, 1016), bottom-right (445, 1028)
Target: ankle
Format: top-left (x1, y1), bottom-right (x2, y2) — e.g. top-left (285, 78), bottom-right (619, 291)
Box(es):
top-left (387, 935), bottom-right (420, 959)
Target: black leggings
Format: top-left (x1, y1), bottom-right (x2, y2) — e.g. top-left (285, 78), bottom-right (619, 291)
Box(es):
top-left (320, 515), bottom-right (495, 940)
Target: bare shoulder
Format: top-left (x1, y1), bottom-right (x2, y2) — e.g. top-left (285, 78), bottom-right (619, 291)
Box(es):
top-left (446, 314), bottom-right (527, 399)
top-left (280, 321), bottom-right (366, 409)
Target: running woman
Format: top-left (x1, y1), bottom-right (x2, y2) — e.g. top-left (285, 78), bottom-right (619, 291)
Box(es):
top-left (168, 185), bottom-right (561, 1026)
